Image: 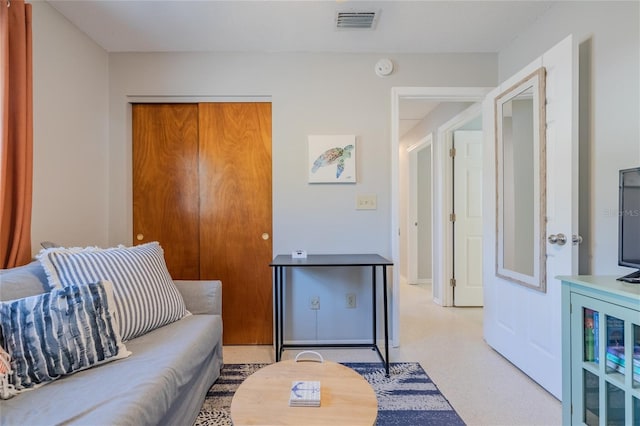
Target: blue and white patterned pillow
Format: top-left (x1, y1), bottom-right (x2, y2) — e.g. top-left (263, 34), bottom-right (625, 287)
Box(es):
top-left (38, 242), bottom-right (189, 341)
top-left (0, 280), bottom-right (130, 391)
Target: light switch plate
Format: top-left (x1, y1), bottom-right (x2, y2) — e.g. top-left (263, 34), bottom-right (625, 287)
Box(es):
top-left (356, 195), bottom-right (377, 210)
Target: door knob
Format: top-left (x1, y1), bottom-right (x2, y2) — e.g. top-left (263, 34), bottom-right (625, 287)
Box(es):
top-left (136, 233), bottom-right (144, 241)
top-left (572, 234), bottom-right (583, 245)
top-left (261, 233), bottom-right (270, 240)
top-left (548, 233), bottom-right (567, 245)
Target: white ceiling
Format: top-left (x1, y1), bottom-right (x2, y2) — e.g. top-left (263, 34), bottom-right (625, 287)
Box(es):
top-left (46, 0), bottom-right (555, 134)
top-left (47, 0), bottom-right (556, 54)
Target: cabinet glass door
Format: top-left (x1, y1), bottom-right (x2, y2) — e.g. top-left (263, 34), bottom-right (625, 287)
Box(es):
top-left (583, 369), bottom-right (599, 425)
top-left (605, 314), bottom-right (625, 380)
top-left (582, 307), bottom-right (600, 425)
top-left (634, 324), bottom-right (639, 390)
top-left (584, 308), bottom-right (599, 364)
top-left (606, 381), bottom-right (625, 425)
top-left (571, 293), bottom-right (640, 426)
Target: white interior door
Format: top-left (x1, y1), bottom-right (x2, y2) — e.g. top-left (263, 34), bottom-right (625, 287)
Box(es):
top-left (482, 35), bottom-right (577, 399)
top-left (453, 130), bottom-right (483, 306)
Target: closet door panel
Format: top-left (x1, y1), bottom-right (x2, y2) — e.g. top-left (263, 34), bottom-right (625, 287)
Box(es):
top-left (132, 104), bottom-right (200, 280)
top-left (199, 102), bottom-right (273, 345)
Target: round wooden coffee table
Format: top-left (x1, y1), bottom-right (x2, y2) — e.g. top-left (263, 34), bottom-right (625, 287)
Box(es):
top-left (230, 359), bottom-right (378, 425)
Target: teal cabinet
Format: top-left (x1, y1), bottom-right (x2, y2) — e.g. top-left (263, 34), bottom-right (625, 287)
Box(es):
top-left (561, 276), bottom-right (640, 425)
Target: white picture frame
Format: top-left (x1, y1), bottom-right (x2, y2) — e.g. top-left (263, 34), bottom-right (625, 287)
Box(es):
top-left (308, 135), bottom-right (356, 183)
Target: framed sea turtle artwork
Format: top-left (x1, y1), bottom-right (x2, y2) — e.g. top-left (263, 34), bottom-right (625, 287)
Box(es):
top-left (308, 135), bottom-right (356, 183)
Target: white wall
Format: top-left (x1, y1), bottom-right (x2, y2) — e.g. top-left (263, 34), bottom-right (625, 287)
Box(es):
top-left (498, 1), bottom-right (640, 275)
top-left (29, 2), bottom-right (497, 342)
top-left (108, 54), bottom-right (495, 250)
top-left (33, 0), bottom-right (636, 345)
top-left (108, 53), bottom-right (496, 341)
top-left (30, 2), bottom-right (109, 253)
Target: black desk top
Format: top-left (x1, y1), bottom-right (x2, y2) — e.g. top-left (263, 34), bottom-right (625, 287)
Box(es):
top-left (270, 254), bottom-right (393, 267)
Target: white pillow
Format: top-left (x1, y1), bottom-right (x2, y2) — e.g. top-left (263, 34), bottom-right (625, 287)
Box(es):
top-left (38, 242), bottom-right (189, 341)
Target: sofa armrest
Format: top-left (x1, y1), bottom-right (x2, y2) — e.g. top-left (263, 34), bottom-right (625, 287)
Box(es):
top-left (174, 280), bottom-right (222, 316)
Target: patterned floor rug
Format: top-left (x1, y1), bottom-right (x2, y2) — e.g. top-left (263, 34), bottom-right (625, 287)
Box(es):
top-left (195, 362), bottom-right (465, 425)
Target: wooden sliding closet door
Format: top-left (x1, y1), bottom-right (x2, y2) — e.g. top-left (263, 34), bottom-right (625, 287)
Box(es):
top-left (133, 102), bottom-right (273, 344)
top-left (132, 104), bottom-right (201, 280)
top-left (199, 102), bottom-right (273, 345)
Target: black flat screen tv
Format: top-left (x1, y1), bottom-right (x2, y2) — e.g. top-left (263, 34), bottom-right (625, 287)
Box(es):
top-left (618, 166), bottom-right (640, 282)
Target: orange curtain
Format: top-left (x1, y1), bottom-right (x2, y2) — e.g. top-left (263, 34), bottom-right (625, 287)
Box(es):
top-left (0, 0), bottom-right (33, 268)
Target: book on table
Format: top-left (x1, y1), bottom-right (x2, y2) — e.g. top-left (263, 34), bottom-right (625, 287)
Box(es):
top-left (289, 381), bottom-right (321, 407)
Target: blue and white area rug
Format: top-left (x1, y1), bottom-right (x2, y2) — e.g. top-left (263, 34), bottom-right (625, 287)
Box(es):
top-left (195, 362), bottom-right (465, 426)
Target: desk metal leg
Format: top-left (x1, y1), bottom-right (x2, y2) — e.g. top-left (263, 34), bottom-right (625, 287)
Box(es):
top-left (372, 265), bottom-right (390, 376)
top-left (278, 266), bottom-right (284, 362)
top-left (371, 266), bottom-right (377, 347)
top-left (274, 266), bottom-right (285, 362)
top-left (273, 267), bottom-right (280, 362)
top-left (278, 267), bottom-right (284, 361)
top-left (382, 265), bottom-right (390, 376)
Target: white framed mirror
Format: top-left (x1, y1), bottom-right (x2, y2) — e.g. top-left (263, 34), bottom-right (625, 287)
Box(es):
top-left (495, 67), bottom-right (547, 292)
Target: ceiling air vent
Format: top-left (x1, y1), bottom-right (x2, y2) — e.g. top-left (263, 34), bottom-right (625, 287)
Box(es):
top-left (335, 10), bottom-right (379, 30)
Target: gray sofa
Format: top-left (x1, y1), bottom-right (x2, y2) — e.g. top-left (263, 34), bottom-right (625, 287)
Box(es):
top-left (0, 261), bottom-right (223, 426)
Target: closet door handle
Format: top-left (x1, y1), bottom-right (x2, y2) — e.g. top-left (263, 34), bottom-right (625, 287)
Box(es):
top-left (136, 233), bottom-right (144, 241)
top-left (261, 233), bottom-right (270, 240)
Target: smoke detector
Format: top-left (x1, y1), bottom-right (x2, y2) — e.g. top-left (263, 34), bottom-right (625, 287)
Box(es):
top-left (375, 58), bottom-right (394, 77)
top-left (335, 9), bottom-right (380, 30)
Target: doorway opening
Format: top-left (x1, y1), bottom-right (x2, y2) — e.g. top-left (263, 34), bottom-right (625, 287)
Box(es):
top-left (390, 87), bottom-right (491, 346)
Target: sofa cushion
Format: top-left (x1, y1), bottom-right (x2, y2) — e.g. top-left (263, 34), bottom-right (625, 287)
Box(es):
top-left (37, 242), bottom-right (189, 341)
top-left (0, 280), bottom-right (130, 392)
top-left (0, 261), bottom-right (49, 301)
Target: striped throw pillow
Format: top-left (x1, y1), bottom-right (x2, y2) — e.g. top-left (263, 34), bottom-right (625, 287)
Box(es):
top-left (38, 242), bottom-right (189, 341)
top-left (0, 281), bottom-right (130, 391)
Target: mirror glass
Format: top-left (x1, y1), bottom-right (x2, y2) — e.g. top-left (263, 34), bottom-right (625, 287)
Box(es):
top-left (495, 67), bottom-right (546, 292)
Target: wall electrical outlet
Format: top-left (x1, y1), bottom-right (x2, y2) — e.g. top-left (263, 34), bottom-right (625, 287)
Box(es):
top-left (356, 194), bottom-right (377, 210)
top-left (309, 296), bottom-right (320, 310)
top-left (346, 293), bottom-right (356, 308)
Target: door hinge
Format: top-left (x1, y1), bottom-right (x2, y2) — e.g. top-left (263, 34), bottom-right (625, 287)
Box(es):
top-left (570, 303), bottom-right (572, 314)
top-left (450, 278), bottom-right (456, 287)
top-left (570, 403), bottom-right (573, 415)
top-left (450, 213), bottom-right (456, 222)
top-left (449, 148), bottom-right (456, 158)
